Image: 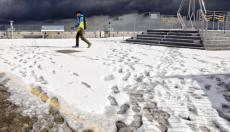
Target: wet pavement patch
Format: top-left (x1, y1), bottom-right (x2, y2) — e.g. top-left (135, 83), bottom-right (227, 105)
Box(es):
top-left (0, 74), bottom-right (75, 131)
top-left (56, 50), bottom-right (82, 54)
top-left (0, 84), bottom-right (38, 131)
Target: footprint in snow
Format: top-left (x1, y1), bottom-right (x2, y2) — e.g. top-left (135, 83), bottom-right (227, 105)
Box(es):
top-left (223, 94), bottom-right (230, 102)
top-left (81, 82), bottom-right (94, 91)
top-left (104, 74), bottom-right (115, 81)
top-left (204, 84), bottom-right (212, 90)
top-left (19, 70), bottom-right (27, 77)
top-left (23, 60), bottom-right (27, 64)
top-left (144, 65), bottom-right (153, 68)
top-left (111, 85), bottom-right (120, 94)
top-left (115, 121), bottom-right (130, 132)
top-left (130, 115), bottom-right (143, 129)
top-left (59, 65), bottom-right (63, 68)
top-left (122, 72), bottom-right (131, 81)
top-left (117, 103), bottom-right (130, 114)
top-left (128, 65), bottom-right (135, 71)
top-left (10, 67), bottom-right (16, 71)
top-left (72, 72), bottom-right (79, 77)
top-left (51, 61), bottom-right (55, 64)
top-left (117, 67), bottom-right (123, 73)
top-left (218, 104), bottom-right (230, 122)
top-left (35, 76), bottom-right (48, 84)
top-left (81, 82), bottom-right (91, 88)
top-left (187, 103), bottom-right (198, 115)
top-left (28, 65), bottom-right (33, 69)
top-left (107, 96), bottom-right (118, 106)
top-left (37, 65), bottom-right (42, 70)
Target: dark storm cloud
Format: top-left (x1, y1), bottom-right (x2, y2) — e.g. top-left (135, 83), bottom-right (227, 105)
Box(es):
top-left (0, 0), bottom-right (229, 22)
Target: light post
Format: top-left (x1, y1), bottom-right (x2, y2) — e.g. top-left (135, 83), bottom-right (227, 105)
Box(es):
top-left (7, 20), bottom-right (15, 39)
top-left (143, 12), bottom-right (151, 29)
top-left (108, 21), bottom-right (111, 37)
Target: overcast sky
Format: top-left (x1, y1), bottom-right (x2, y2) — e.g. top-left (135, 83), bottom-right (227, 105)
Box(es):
top-left (0, 0), bottom-right (229, 23)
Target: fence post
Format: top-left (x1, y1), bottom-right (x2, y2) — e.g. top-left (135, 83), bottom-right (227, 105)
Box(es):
top-left (227, 12), bottom-right (230, 30)
top-left (212, 11), bottom-right (215, 30)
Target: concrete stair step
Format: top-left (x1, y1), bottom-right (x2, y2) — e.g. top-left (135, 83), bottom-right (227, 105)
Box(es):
top-left (138, 34), bottom-right (202, 40)
top-left (147, 29), bottom-right (199, 33)
top-left (126, 39), bottom-right (204, 49)
top-left (136, 36), bottom-right (201, 43)
top-left (160, 40), bottom-right (202, 46)
top-left (126, 29), bottom-right (204, 49)
top-left (146, 32), bottom-right (200, 36)
top-left (127, 38), bottom-right (203, 47)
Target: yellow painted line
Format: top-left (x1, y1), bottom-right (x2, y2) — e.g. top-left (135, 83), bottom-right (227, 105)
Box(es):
top-left (0, 72), bottom-right (108, 131)
top-left (29, 86), bottom-right (107, 132)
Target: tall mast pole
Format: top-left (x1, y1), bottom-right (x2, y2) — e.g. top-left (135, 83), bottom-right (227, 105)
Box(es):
top-left (177, 0), bottom-right (206, 30)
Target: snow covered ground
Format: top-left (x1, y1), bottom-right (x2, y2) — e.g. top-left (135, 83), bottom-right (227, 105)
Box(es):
top-left (0, 38), bottom-right (230, 131)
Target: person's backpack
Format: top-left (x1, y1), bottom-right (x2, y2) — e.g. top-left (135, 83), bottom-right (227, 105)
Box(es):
top-left (83, 16), bottom-right (87, 30)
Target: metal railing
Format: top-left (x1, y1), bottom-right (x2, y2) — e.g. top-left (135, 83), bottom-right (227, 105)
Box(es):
top-left (206, 11), bottom-right (230, 31)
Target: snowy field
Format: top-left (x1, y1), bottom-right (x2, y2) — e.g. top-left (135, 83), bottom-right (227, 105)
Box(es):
top-left (0, 38), bottom-right (230, 132)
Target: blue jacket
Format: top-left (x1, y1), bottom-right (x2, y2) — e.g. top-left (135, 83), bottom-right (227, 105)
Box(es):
top-left (75, 14), bottom-right (85, 31)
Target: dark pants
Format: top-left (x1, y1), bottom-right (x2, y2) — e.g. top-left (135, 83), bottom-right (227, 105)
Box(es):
top-left (76, 29), bottom-right (91, 47)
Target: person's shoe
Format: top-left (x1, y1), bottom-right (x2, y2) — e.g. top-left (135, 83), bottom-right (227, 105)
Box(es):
top-left (72, 46), bottom-right (79, 48)
top-left (87, 43), bottom-right (92, 48)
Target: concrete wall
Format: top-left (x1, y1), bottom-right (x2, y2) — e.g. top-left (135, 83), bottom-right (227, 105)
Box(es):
top-left (0, 32), bottom-right (7, 39)
top-left (204, 31), bottom-right (230, 50)
top-left (206, 31), bottom-right (230, 38)
top-left (0, 31), bottom-right (140, 39)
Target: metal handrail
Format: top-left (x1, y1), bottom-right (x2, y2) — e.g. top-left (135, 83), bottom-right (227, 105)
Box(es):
top-left (177, 12), bottom-right (186, 29)
top-left (177, 0), bottom-right (207, 30)
top-left (177, 0), bottom-right (186, 29)
top-left (197, 9), bottom-right (208, 44)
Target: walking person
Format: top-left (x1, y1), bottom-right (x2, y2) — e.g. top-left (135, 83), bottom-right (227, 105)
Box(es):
top-left (72, 11), bottom-right (92, 48)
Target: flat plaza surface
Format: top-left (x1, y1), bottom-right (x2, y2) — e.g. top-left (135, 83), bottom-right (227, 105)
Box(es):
top-left (0, 38), bottom-right (230, 131)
